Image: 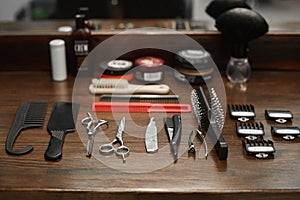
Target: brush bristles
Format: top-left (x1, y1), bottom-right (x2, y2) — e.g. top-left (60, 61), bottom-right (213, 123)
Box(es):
top-left (191, 88), bottom-right (209, 130)
top-left (209, 88), bottom-right (225, 131)
top-left (92, 78), bottom-right (128, 89)
top-left (191, 87), bottom-right (224, 132)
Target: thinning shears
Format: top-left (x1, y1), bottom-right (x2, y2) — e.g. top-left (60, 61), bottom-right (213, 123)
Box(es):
top-left (99, 117), bottom-right (130, 162)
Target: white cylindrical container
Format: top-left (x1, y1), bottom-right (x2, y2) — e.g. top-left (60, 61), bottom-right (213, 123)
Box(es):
top-left (49, 39), bottom-right (67, 81)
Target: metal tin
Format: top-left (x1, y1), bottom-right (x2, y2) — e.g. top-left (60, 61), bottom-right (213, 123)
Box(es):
top-left (134, 56), bottom-right (165, 83)
top-left (176, 49), bottom-right (213, 70)
top-left (174, 66), bottom-right (213, 84)
top-left (99, 60), bottom-right (134, 80)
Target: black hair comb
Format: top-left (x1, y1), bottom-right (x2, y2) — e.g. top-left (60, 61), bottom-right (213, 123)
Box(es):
top-left (5, 102), bottom-right (48, 155)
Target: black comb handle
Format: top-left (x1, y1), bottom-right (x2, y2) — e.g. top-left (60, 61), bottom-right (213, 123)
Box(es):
top-left (44, 130), bottom-right (66, 161)
top-left (6, 102), bottom-right (47, 155)
top-left (44, 102), bottom-right (80, 161)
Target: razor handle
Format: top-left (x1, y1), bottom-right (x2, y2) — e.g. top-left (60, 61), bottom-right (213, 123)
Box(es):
top-left (44, 130), bottom-right (66, 161)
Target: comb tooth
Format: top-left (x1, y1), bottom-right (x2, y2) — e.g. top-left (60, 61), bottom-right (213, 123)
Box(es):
top-left (234, 104), bottom-right (238, 111)
top-left (23, 102), bottom-right (47, 124)
top-left (250, 104), bottom-right (254, 112)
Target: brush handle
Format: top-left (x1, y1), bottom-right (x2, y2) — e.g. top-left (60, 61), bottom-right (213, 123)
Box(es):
top-left (89, 83), bottom-right (170, 94)
top-left (127, 84), bottom-right (170, 94)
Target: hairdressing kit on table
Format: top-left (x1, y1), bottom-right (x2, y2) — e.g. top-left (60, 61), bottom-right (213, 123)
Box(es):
top-left (5, 2), bottom-right (299, 164)
top-left (6, 53), bottom-right (299, 164)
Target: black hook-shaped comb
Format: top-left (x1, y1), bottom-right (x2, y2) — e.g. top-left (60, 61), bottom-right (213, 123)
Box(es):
top-left (5, 102), bottom-right (47, 155)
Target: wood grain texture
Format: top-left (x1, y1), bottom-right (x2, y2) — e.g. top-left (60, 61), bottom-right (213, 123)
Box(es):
top-left (1, 71), bottom-right (300, 199)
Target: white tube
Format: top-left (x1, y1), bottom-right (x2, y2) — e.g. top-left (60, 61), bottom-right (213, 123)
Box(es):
top-left (49, 39), bottom-right (67, 81)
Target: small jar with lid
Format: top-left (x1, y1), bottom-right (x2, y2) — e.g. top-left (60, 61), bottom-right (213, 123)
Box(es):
top-left (174, 49), bottom-right (214, 84)
top-left (134, 56), bottom-right (165, 83)
top-left (99, 59), bottom-right (134, 80)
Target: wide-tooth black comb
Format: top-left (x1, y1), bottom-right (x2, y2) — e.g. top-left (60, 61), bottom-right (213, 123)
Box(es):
top-left (99, 94), bottom-right (181, 104)
top-left (5, 102), bottom-right (48, 155)
top-left (191, 87), bottom-right (228, 160)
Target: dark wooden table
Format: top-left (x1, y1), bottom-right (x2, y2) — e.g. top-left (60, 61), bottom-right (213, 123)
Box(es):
top-left (1, 70), bottom-right (300, 199)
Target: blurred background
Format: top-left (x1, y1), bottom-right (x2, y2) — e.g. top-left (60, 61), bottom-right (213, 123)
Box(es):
top-left (0, 0), bottom-right (299, 30)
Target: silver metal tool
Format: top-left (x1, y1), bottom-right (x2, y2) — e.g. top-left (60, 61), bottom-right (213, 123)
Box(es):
top-left (188, 130), bottom-right (208, 159)
top-left (81, 112), bottom-right (108, 157)
top-left (99, 117), bottom-right (130, 162)
top-left (145, 117), bottom-right (158, 153)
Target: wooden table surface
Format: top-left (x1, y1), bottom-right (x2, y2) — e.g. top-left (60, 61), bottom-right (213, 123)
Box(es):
top-left (0, 70), bottom-right (300, 199)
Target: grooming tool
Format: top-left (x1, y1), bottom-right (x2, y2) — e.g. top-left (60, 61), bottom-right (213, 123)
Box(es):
top-left (5, 102), bottom-right (47, 155)
top-left (265, 110), bottom-right (293, 124)
top-left (243, 139), bottom-right (275, 159)
top-left (164, 115), bottom-right (182, 161)
top-left (99, 117), bottom-right (130, 162)
top-left (89, 78), bottom-right (170, 94)
top-left (188, 130), bottom-right (208, 159)
top-left (271, 126), bottom-right (300, 141)
top-left (81, 112), bottom-right (108, 157)
top-left (216, 8), bottom-right (268, 83)
top-left (229, 104), bottom-right (256, 122)
top-left (206, 0), bottom-right (251, 19)
top-left (44, 102), bottom-right (80, 161)
top-left (145, 117), bottom-right (158, 153)
top-left (99, 94), bottom-right (181, 103)
top-left (191, 87), bottom-right (228, 160)
top-left (236, 122), bottom-right (264, 140)
top-left (92, 102), bottom-right (191, 113)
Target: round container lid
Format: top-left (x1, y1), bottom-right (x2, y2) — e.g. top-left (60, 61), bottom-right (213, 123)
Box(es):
top-left (177, 49), bottom-right (210, 65)
top-left (135, 56), bottom-right (164, 67)
top-left (107, 60), bottom-right (133, 71)
top-left (49, 39), bottom-right (65, 46)
top-left (134, 56), bottom-right (165, 72)
top-left (57, 26), bottom-right (73, 32)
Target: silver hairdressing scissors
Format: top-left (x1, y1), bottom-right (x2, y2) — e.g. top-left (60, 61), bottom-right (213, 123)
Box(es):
top-left (81, 112), bottom-right (108, 157)
top-left (99, 117), bottom-right (130, 162)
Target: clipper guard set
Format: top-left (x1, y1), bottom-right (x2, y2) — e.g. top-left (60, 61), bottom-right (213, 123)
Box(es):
top-left (229, 104), bottom-right (299, 159)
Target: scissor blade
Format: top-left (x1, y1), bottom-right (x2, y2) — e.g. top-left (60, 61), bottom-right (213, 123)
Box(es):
top-left (116, 117), bottom-right (125, 138)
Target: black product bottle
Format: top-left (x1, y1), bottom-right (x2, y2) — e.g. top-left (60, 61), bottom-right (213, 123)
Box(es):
top-left (78, 7), bottom-right (96, 30)
top-left (71, 14), bottom-right (91, 75)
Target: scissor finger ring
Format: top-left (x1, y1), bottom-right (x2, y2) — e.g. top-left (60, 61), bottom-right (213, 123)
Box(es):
top-left (99, 143), bottom-right (115, 154)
